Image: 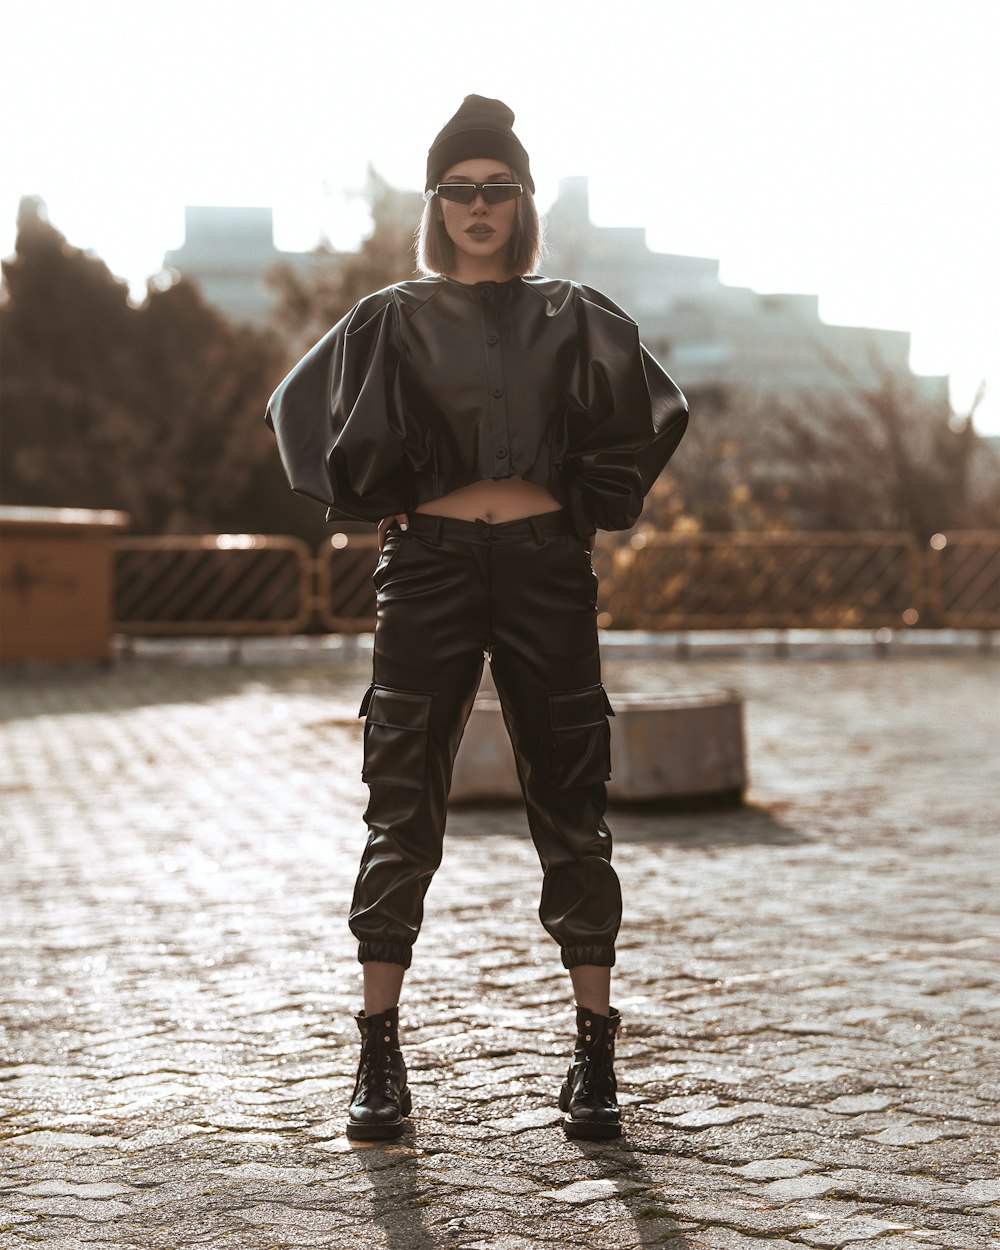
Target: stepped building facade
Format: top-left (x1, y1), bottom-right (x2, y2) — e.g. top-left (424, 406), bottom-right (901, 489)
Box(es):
top-left (162, 206), bottom-right (338, 326)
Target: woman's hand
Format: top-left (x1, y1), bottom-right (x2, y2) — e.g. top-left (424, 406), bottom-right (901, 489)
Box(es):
top-left (377, 513), bottom-right (409, 552)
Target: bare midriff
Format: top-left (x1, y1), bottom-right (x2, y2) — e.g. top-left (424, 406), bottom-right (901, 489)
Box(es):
top-left (413, 475), bottom-right (563, 524)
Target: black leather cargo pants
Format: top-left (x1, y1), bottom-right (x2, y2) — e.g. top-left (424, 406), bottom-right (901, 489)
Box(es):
top-left (348, 507), bottom-right (621, 972)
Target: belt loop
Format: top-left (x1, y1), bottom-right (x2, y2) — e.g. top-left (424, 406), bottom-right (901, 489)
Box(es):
top-left (527, 516), bottom-right (545, 546)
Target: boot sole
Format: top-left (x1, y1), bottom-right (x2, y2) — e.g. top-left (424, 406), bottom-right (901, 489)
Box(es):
top-left (346, 1087), bottom-right (412, 1140)
top-left (561, 1114), bottom-right (621, 1140)
top-left (558, 1084), bottom-right (621, 1139)
top-left (346, 1118), bottom-right (406, 1141)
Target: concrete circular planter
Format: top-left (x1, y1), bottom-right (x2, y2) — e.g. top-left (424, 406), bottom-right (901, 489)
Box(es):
top-left (449, 689), bottom-right (746, 808)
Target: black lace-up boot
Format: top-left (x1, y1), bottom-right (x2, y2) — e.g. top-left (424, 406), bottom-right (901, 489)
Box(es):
top-left (558, 1002), bottom-right (622, 1139)
top-left (346, 1004), bottom-right (412, 1140)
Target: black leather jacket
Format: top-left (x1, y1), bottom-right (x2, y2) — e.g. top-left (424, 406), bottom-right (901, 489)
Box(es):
top-left (264, 274), bottom-right (689, 540)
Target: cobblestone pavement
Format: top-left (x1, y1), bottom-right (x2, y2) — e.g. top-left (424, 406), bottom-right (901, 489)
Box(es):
top-left (1, 652), bottom-right (998, 1249)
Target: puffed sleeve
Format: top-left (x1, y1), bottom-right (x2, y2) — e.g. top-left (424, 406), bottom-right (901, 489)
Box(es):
top-left (264, 288), bottom-right (411, 524)
top-left (564, 283), bottom-right (689, 535)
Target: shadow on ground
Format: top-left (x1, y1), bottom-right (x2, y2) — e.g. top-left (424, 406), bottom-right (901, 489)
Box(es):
top-left (448, 799), bottom-right (808, 850)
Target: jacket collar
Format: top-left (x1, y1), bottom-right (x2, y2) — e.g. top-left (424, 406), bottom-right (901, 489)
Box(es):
top-left (392, 273), bottom-right (575, 317)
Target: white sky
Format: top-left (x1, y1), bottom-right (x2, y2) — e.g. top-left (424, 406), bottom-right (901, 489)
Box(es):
top-left (4, 0), bottom-right (999, 431)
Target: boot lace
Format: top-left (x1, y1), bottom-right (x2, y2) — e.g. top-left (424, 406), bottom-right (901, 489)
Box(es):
top-left (352, 1027), bottom-right (398, 1102)
top-left (577, 1029), bottom-right (617, 1099)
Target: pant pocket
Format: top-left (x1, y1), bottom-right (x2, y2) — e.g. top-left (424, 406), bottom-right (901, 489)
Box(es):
top-left (560, 532), bottom-right (599, 606)
top-left (372, 530), bottom-right (410, 588)
top-left (358, 683), bottom-right (433, 791)
top-left (548, 682), bottom-right (616, 788)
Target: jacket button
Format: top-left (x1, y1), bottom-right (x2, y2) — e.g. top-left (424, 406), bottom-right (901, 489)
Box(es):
top-left (486, 333), bottom-right (499, 345)
top-left (492, 386), bottom-right (504, 398)
top-left (496, 446), bottom-right (507, 457)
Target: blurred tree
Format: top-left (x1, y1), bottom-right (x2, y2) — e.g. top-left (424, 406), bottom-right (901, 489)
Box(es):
top-left (640, 352), bottom-right (999, 542)
top-left (1, 195), bottom-right (290, 535)
top-left (763, 352), bottom-right (997, 541)
top-left (1, 195), bottom-right (140, 514)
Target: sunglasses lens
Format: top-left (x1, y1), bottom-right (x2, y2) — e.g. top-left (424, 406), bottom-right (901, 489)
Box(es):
top-left (482, 184), bottom-right (521, 204)
top-left (437, 184), bottom-right (476, 204)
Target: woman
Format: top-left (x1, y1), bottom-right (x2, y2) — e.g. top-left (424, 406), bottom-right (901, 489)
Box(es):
top-left (265, 95), bottom-right (689, 1143)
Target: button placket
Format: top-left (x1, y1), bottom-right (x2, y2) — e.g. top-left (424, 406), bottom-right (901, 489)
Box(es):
top-left (481, 294), bottom-right (510, 474)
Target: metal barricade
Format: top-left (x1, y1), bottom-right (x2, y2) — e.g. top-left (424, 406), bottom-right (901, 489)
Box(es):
top-left (315, 532), bottom-right (379, 633)
top-left (603, 531), bottom-right (925, 630)
top-left (113, 535), bottom-right (314, 634)
top-left (110, 530), bottom-right (1000, 636)
top-left (926, 531), bottom-right (1000, 629)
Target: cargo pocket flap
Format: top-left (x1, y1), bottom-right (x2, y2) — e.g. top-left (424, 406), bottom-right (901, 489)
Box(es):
top-left (549, 683), bottom-right (609, 730)
top-left (367, 685), bottom-right (433, 731)
top-left (548, 683), bottom-right (613, 788)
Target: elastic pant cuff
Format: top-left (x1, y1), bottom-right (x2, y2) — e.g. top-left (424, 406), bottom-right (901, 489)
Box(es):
top-left (358, 940), bottom-right (413, 969)
top-left (561, 943), bottom-right (616, 970)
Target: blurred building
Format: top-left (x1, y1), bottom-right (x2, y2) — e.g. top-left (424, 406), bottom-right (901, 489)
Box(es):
top-left (544, 177), bottom-right (949, 412)
top-left (162, 206), bottom-right (342, 325)
top-left (164, 181), bottom-right (950, 412)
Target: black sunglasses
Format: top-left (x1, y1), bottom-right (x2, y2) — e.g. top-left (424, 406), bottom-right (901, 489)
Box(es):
top-left (423, 182), bottom-right (524, 205)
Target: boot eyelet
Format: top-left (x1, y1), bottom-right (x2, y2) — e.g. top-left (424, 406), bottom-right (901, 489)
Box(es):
top-left (585, 1034), bottom-right (592, 1041)
top-left (584, 1019), bottom-right (591, 1026)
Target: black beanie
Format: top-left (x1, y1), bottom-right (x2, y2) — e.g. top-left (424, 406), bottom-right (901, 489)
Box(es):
top-left (426, 95), bottom-right (534, 194)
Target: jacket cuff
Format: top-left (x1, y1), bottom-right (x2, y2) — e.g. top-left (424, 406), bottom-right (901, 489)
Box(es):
top-left (566, 479), bottom-right (598, 541)
top-left (566, 461), bottom-right (642, 535)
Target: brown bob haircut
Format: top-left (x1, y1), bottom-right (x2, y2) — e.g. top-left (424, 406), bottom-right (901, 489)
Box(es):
top-left (415, 164), bottom-right (546, 278)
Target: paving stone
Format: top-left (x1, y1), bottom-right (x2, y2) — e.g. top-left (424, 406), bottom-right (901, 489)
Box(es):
top-left (13, 1182), bottom-right (136, 1199)
top-left (538, 1179), bottom-right (622, 1204)
top-left (815, 1167), bottom-right (964, 1208)
top-left (862, 1122), bottom-right (952, 1145)
top-left (466, 1239), bottom-right (540, 1250)
top-left (3, 1196), bottom-right (134, 1221)
top-left (5, 1132), bottom-right (115, 1151)
top-left (731, 1157), bottom-right (817, 1179)
top-left (867, 1239), bottom-right (949, 1250)
top-left (2, 652), bottom-right (998, 1248)
top-left (959, 1178), bottom-right (1000, 1205)
top-left (490, 1107), bottom-right (564, 1133)
top-left (799, 1216), bottom-right (921, 1246)
top-left (0, 1210), bottom-right (38, 1227)
top-left (776, 1063), bottom-right (856, 1083)
top-left (822, 1092), bottom-right (896, 1114)
top-left (655, 1193), bottom-right (831, 1236)
top-left (763, 1174), bottom-right (838, 1200)
top-left (1, 1238), bottom-right (92, 1250)
top-left (694, 1236), bottom-right (813, 1250)
top-left (647, 1093), bottom-right (720, 1114)
top-left (661, 1101), bottom-right (771, 1127)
